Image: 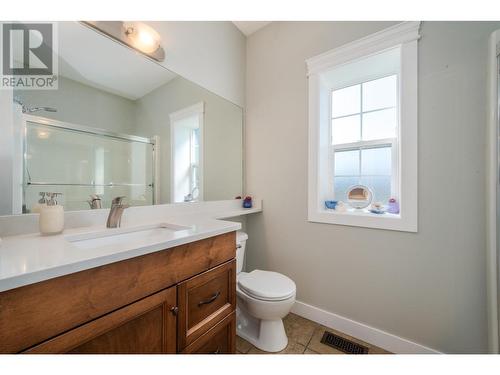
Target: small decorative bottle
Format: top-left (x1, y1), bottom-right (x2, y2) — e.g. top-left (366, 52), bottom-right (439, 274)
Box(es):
top-left (387, 198), bottom-right (400, 214)
top-left (243, 196), bottom-right (253, 209)
top-left (39, 193), bottom-right (64, 235)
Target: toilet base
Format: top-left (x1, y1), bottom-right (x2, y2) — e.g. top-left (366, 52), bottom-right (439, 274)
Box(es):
top-left (236, 306), bottom-right (288, 352)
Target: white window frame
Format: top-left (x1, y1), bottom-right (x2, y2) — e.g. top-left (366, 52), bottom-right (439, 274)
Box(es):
top-left (307, 22), bottom-right (420, 232)
top-left (169, 102), bottom-right (204, 203)
top-left (189, 127), bottom-right (200, 193)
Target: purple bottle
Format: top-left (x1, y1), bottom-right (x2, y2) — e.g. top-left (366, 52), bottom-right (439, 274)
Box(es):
top-left (243, 196), bottom-right (253, 208)
top-left (387, 198), bottom-right (400, 214)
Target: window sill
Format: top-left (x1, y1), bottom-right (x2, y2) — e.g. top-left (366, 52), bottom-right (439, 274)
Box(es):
top-left (308, 208), bottom-right (417, 232)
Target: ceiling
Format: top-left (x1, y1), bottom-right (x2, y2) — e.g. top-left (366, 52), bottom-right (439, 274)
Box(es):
top-left (232, 21), bottom-right (271, 36)
top-left (57, 22), bottom-right (177, 100)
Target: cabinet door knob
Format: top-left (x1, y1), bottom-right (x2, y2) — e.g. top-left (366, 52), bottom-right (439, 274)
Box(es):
top-left (170, 306), bottom-right (179, 315)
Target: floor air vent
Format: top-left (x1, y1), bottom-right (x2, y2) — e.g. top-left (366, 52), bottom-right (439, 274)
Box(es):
top-left (320, 331), bottom-right (369, 354)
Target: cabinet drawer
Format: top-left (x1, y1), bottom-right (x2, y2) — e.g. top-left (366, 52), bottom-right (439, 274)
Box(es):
top-left (177, 260), bottom-right (236, 351)
top-left (182, 312), bottom-right (236, 354)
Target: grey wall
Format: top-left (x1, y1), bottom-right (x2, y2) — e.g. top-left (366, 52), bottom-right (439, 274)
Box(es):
top-left (245, 21), bottom-right (500, 353)
top-left (146, 21), bottom-right (246, 107)
top-left (135, 76), bottom-right (243, 204)
top-left (15, 76), bottom-right (137, 134)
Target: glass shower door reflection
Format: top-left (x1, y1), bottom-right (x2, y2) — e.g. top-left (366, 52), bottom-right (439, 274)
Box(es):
top-left (24, 121), bottom-right (154, 212)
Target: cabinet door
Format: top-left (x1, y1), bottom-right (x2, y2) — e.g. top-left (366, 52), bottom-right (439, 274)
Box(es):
top-left (182, 312), bottom-right (236, 354)
top-left (24, 287), bottom-right (177, 354)
top-left (177, 260), bottom-right (236, 351)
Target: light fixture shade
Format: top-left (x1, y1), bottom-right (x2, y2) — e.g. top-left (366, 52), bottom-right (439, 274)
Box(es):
top-left (82, 21), bottom-right (165, 62)
top-left (123, 22), bottom-right (161, 54)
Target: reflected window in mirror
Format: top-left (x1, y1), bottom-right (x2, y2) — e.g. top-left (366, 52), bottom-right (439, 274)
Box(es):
top-left (170, 102), bottom-right (204, 203)
top-left (190, 128), bottom-right (201, 195)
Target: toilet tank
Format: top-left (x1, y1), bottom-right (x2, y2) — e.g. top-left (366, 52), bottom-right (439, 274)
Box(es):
top-left (236, 231), bottom-right (248, 273)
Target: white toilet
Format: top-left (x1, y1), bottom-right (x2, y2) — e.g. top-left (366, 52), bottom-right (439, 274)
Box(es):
top-left (235, 231), bottom-right (296, 352)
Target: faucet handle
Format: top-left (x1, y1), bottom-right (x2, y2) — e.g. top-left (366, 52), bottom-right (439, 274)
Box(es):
top-left (111, 196), bottom-right (127, 205)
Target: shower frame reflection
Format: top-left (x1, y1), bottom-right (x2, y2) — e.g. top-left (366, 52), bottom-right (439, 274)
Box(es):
top-left (20, 114), bottom-right (158, 213)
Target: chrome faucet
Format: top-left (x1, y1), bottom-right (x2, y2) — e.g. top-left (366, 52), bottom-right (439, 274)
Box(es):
top-left (106, 196), bottom-right (129, 228)
top-left (87, 194), bottom-right (102, 209)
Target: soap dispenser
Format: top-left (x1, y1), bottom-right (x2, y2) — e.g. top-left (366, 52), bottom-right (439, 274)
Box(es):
top-left (39, 193), bottom-right (64, 235)
top-left (32, 192), bottom-right (48, 214)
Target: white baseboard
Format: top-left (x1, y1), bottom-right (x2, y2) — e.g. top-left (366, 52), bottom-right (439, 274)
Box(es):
top-left (291, 300), bottom-right (441, 354)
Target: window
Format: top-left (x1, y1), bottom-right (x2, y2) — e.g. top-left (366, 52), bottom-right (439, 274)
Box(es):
top-left (169, 102), bottom-right (204, 203)
top-left (307, 22), bottom-right (419, 232)
top-left (332, 75), bottom-right (398, 204)
top-left (189, 127), bottom-right (200, 193)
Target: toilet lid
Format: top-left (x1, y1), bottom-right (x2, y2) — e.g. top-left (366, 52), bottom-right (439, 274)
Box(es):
top-left (238, 270), bottom-right (296, 301)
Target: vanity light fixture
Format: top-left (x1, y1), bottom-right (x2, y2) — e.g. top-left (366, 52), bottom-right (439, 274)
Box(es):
top-left (123, 22), bottom-right (161, 54)
top-left (81, 21), bottom-right (165, 62)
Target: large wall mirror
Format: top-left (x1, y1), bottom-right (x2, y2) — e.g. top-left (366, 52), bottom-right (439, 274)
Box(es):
top-left (0, 21), bottom-right (243, 215)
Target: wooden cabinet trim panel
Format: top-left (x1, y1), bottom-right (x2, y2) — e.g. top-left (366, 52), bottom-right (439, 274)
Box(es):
top-left (177, 259), bottom-right (236, 351)
top-left (24, 287), bottom-right (177, 354)
top-left (0, 232), bottom-right (236, 353)
top-left (181, 312), bottom-right (236, 354)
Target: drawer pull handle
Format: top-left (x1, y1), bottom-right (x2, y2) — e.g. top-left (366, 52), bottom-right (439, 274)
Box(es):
top-left (198, 291), bottom-right (221, 306)
top-left (212, 347), bottom-right (220, 354)
top-left (170, 306), bottom-right (179, 316)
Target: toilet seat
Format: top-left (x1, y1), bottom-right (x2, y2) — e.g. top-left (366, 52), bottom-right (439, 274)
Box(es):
top-left (238, 270), bottom-right (296, 301)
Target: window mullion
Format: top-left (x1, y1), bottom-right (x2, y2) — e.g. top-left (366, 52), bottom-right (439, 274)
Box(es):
top-left (332, 105), bottom-right (396, 121)
top-left (358, 146), bottom-right (362, 184)
top-left (359, 83), bottom-right (363, 183)
top-left (333, 138), bottom-right (396, 152)
top-left (360, 83), bottom-right (363, 142)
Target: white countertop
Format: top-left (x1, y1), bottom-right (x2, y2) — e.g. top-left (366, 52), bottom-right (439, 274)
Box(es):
top-left (0, 201), bottom-right (261, 292)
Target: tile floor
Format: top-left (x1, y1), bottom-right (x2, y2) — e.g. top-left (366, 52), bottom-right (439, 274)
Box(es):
top-left (236, 313), bottom-right (391, 354)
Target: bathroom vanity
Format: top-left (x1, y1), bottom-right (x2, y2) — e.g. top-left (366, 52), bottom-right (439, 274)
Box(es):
top-left (0, 231), bottom-right (237, 354)
top-left (0, 20), bottom-right (255, 354)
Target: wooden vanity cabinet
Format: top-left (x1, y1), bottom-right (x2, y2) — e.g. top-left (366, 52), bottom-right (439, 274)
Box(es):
top-left (25, 287), bottom-right (177, 354)
top-left (0, 232), bottom-right (237, 354)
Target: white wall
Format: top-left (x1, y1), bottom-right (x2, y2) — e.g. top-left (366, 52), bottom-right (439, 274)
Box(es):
top-left (146, 21), bottom-right (246, 107)
top-left (245, 21), bottom-right (500, 353)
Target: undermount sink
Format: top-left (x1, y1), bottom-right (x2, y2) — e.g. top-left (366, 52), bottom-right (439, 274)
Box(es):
top-left (65, 223), bottom-right (191, 250)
